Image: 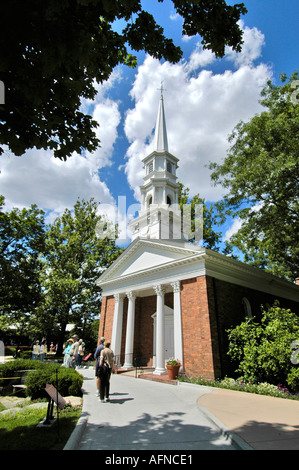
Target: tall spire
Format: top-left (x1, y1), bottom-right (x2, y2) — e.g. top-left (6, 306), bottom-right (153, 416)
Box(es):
top-left (153, 82), bottom-right (168, 152)
top-left (128, 83), bottom-right (181, 242)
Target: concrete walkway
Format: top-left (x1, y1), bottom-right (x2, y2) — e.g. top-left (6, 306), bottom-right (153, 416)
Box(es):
top-left (64, 367), bottom-right (299, 451)
top-left (197, 387), bottom-right (299, 450)
top-left (64, 367), bottom-right (241, 451)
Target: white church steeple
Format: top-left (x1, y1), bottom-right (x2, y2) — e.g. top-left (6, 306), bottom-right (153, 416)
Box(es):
top-left (153, 83), bottom-right (168, 152)
top-left (129, 87), bottom-right (183, 242)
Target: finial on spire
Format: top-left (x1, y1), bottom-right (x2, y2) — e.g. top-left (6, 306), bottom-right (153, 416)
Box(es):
top-left (157, 81), bottom-right (166, 99)
top-left (154, 81), bottom-right (168, 152)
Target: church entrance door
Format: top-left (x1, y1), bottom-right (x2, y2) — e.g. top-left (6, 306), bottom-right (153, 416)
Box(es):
top-left (152, 306), bottom-right (174, 367)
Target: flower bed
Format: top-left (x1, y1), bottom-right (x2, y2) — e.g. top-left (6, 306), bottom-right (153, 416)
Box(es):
top-left (178, 375), bottom-right (299, 401)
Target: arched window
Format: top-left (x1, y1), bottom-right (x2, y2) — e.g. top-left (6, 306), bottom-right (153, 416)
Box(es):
top-left (242, 297), bottom-right (252, 319)
top-left (167, 196), bottom-right (171, 205)
top-left (148, 196), bottom-right (152, 206)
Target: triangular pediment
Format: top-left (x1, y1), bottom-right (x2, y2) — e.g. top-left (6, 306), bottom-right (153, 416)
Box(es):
top-left (97, 238), bottom-right (202, 286)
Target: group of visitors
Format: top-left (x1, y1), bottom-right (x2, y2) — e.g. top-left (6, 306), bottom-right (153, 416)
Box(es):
top-left (63, 335), bottom-right (86, 369)
top-left (94, 336), bottom-right (115, 403)
top-left (31, 339), bottom-right (47, 361)
top-left (34, 333), bottom-right (115, 403)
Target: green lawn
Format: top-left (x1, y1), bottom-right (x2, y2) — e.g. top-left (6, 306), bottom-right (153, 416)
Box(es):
top-left (0, 404), bottom-right (82, 450)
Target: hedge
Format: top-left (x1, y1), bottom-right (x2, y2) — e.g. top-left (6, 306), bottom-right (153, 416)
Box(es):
top-left (0, 359), bottom-right (83, 399)
top-left (0, 359), bottom-right (45, 381)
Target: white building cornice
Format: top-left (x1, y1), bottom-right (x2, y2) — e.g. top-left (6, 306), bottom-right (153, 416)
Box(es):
top-left (97, 239), bottom-right (299, 302)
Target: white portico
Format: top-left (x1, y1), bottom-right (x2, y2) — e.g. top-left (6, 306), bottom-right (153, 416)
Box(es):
top-left (97, 237), bottom-right (202, 374)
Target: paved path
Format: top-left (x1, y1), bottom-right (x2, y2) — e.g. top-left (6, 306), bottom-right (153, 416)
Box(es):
top-left (65, 368), bottom-right (239, 451)
top-left (197, 388), bottom-right (299, 450)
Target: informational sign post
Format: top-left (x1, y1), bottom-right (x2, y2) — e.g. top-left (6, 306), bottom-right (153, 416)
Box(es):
top-left (42, 382), bottom-right (66, 427)
top-left (45, 383), bottom-right (66, 410)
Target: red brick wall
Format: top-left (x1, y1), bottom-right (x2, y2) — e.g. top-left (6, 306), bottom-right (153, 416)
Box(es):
top-left (211, 277), bottom-right (299, 377)
top-left (180, 275), bottom-right (299, 380)
top-left (98, 277), bottom-right (299, 379)
top-left (180, 276), bottom-right (220, 380)
top-left (99, 283), bottom-right (221, 378)
top-left (98, 295), bottom-right (115, 346)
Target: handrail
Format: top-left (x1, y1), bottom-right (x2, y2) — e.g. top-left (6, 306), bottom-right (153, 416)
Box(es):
top-left (0, 377), bottom-right (21, 380)
top-left (113, 353), bottom-right (153, 378)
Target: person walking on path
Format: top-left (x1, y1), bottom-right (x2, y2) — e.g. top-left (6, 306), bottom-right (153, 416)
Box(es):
top-left (94, 336), bottom-right (105, 397)
top-left (76, 340), bottom-right (85, 368)
top-left (63, 338), bottom-right (73, 367)
top-left (32, 340), bottom-right (40, 360)
top-left (98, 341), bottom-right (115, 403)
top-left (39, 340), bottom-right (47, 361)
top-left (69, 335), bottom-right (80, 368)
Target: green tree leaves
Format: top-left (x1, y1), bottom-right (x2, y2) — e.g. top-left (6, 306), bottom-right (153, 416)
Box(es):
top-left (178, 182), bottom-right (222, 249)
top-left (0, 196), bottom-right (46, 315)
top-left (227, 302), bottom-right (299, 391)
top-left (0, 197), bottom-right (123, 350)
top-left (0, 0), bottom-right (246, 158)
top-left (35, 198), bottom-right (123, 351)
top-left (210, 72), bottom-right (299, 280)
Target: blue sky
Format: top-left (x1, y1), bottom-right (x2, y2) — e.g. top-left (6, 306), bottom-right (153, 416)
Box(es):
top-left (1, 0), bottom-right (298, 246)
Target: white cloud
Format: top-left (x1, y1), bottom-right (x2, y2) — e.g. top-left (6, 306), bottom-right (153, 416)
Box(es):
top-left (0, 70), bottom-right (122, 217)
top-left (187, 43), bottom-right (216, 70)
top-left (169, 12), bottom-right (180, 21)
top-left (224, 218), bottom-right (243, 241)
top-left (0, 20), bottom-right (271, 246)
top-left (123, 23), bottom-right (271, 203)
top-left (0, 148), bottom-right (115, 216)
top-left (223, 201), bottom-right (265, 242)
top-left (182, 35), bottom-right (193, 43)
top-left (225, 21), bottom-right (266, 67)
top-left (85, 98), bottom-right (121, 169)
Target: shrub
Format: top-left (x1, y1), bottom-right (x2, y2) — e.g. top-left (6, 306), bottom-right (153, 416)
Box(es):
top-left (0, 359), bottom-right (44, 383)
top-left (20, 350), bottom-right (32, 360)
top-left (227, 302), bottom-right (299, 391)
top-left (0, 359), bottom-right (83, 399)
top-left (25, 366), bottom-right (83, 400)
top-left (287, 368), bottom-right (299, 393)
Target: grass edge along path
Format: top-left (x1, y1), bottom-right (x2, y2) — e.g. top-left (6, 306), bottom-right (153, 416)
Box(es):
top-left (0, 401), bottom-right (82, 451)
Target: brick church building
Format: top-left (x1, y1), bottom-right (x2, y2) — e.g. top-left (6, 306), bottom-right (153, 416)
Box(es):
top-left (97, 91), bottom-right (299, 379)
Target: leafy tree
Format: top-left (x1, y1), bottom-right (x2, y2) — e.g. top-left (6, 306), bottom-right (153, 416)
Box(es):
top-left (210, 72), bottom-right (299, 280)
top-left (178, 182), bottom-right (222, 250)
top-left (0, 0), bottom-right (246, 159)
top-left (81, 318), bottom-right (100, 353)
top-left (227, 302), bottom-right (299, 391)
top-left (0, 196), bottom-right (46, 341)
top-left (32, 198), bottom-right (123, 353)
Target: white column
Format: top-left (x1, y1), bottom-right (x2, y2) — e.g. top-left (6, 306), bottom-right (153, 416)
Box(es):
top-left (153, 186), bottom-right (157, 204)
top-left (153, 284), bottom-right (166, 375)
top-left (111, 294), bottom-right (125, 364)
top-left (122, 291), bottom-right (136, 369)
top-left (171, 281), bottom-right (183, 369)
top-left (163, 185), bottom-right (167, 205)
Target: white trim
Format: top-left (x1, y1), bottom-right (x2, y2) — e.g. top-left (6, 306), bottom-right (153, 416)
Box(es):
top-left (97, 240), bottom-right (299, 303)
